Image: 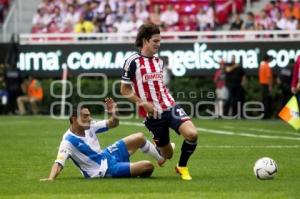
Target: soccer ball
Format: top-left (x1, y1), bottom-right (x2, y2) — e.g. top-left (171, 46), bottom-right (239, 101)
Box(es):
top-left (253, 157), bottom-right (278, 180)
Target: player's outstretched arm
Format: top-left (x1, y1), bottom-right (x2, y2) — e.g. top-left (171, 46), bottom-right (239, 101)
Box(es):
top-left (105, 97), bottom-right (119, 129)
top-left (40, 163), bottom-right (63, 182)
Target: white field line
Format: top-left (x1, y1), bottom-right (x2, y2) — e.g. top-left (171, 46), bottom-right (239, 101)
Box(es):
top-left (223, 125), bottom-right (298, 136)
top-left (197, 127), bottom-right (300, 141)
top-left (121, 121), bottom-right (300, 141)
top-left (121, 121), bottom-right (145, 127)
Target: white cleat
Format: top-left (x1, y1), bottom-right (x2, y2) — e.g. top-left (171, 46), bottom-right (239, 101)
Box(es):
top-left (170, 142), bottom-right (175, 151)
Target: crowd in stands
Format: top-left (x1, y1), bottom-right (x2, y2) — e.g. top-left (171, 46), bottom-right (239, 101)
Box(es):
top-left (0, 0), bottom-right (11, 23)
top-left (31, 0), bottom-right (300, 34)
top-left (31, 0), bottom-right (241, 33)
top-left (230, 0), bottom-right (300, 31)
top-left (32, 0), bottom-right (150, 33)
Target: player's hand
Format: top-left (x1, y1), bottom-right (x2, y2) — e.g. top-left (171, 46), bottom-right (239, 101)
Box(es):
top-left (105, 97), bottom-right (117, 114)
top-left (141, 102), bottom-right (158, 119)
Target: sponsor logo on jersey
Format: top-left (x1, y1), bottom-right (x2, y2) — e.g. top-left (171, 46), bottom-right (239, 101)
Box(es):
top-left (143, 73), bottom-right (163, 82)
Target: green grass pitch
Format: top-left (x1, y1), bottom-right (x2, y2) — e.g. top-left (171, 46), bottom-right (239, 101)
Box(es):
top-left (0, 116), bottom-right (299, 199)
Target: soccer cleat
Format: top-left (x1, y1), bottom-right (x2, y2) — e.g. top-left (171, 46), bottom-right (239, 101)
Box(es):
top-left (170, 142), bottom-right (175, 151)
top-left (175, 166), bottom-right (192, 180)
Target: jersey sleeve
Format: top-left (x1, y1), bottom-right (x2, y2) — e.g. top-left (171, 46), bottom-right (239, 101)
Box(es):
top-left (55, 140), bottom-right (72, 167)
top-left (121, 57), bottom-right (137, 84)
top-left (90, 120), bottom-right (109, 134)
top-left (159, 58), bottom-right (164, 70)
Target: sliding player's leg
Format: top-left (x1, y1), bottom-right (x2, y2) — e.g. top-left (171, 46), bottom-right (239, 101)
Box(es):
top-left (123, 132), bottom-right (165, 166)
top-left (129, 161), bottom-right (154, 177)
top-left (104, 137), bottom-right (154, 178)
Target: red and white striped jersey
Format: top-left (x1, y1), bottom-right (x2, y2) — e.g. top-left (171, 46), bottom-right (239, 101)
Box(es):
top-left (121, 53), bottom-right (176, 117)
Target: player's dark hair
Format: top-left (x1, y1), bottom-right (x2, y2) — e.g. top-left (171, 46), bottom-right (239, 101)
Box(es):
top-left (135, 23), bottom-right (160, 49)
top-left (69, 104), bottom-right (88, 124)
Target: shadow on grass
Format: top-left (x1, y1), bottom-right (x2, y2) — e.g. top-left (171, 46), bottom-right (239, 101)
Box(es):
top-left (54, 174), bottom-right (207, 182)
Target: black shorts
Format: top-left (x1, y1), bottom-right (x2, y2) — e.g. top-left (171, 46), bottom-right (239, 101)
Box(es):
top-left (144, 104), bottom-right (190, 147)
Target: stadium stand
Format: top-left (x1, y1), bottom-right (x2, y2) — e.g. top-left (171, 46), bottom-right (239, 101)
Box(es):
top-left (30, 0), bottom-right (300, 35)
top-left (30, 0), bottom-right (246, 34)
top-left (24, 0), bottom-right (300, 44)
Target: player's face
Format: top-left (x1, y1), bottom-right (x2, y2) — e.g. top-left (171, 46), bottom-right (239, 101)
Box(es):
top-left (78, 108), bottom-right (91, 130)
top-left (144, 34), bottom-right (161, 55)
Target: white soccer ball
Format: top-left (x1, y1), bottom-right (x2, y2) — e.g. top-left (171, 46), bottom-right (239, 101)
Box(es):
top-left (253, 157), bottom-right (278, 180)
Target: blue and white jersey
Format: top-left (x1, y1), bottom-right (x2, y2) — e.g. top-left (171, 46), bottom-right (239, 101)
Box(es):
top-left (55, 120), bottom-right (109, 178)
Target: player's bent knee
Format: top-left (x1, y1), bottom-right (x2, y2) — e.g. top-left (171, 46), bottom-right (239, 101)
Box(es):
top-left (185, 130), bottom-right (198, 142)
top-left (140, 161), bottom-right (154, 178)
top-left (134, 132), bottom-right (146, 143)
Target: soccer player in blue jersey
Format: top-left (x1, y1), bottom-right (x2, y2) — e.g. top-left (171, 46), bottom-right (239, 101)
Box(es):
top-left (40, 98), bottom-right (165, 181)
top-left (120, 23), bottom-right (198, 180)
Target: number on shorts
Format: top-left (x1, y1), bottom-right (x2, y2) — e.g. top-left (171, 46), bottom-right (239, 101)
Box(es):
top-left (176, 108), bottom-right (186, 116)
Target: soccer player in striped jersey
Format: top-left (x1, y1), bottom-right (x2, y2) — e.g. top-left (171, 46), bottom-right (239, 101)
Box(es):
top-left (120, 23), bottom-right (198, 180)
top-left (40, 98), bottom-right (164, 181)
